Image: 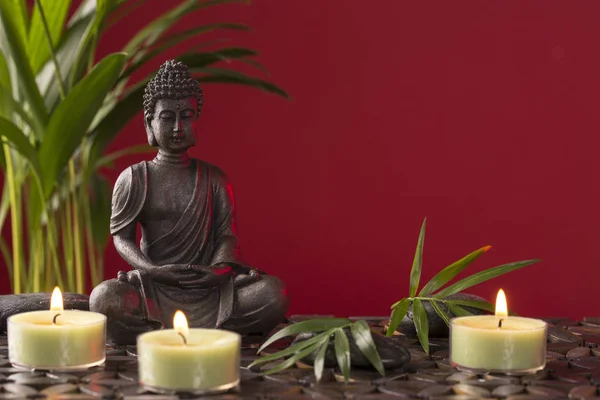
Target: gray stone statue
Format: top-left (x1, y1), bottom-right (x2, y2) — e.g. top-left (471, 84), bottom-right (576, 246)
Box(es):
top-left (90, 60), bottom-right (289, 345)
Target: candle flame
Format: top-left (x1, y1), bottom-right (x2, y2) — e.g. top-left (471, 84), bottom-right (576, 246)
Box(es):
top-left (50, 287), bottom-right (63, 312)
top-left (173, 310), bottom-right (189, 340)
top-left (495, 289), bottom-right (508, 317)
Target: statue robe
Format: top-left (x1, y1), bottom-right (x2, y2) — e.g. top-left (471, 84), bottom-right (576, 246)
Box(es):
top-left (109, 159), bottom-right (251, 329)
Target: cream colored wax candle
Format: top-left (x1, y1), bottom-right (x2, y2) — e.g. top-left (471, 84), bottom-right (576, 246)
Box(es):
top-left (450, 289), bottom-right (547, 374)
top-left (138, 311), bottom-right (241, 394)
top-left (8, 287), bottom-right (106, 370)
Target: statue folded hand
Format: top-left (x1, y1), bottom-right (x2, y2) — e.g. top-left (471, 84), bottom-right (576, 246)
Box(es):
top-left (177, 264), bottom-right (233, 288)
top-left (138, 264), bottom-right (196, 286)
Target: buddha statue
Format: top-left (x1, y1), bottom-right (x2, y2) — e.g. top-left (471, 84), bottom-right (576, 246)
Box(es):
top-left (90, 60), bottom-right (289, 345)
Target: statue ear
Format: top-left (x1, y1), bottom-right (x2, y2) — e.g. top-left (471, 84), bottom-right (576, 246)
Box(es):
top-left (144, 117), bottom-right (158, 147)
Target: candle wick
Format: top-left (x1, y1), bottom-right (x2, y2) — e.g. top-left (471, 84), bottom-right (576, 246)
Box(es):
top-left (52, 313), bottom-right (61, 325)
top-left (498, 318), bottom-right (504, 328)
top-left (177, 331), bottom-right (187, 345)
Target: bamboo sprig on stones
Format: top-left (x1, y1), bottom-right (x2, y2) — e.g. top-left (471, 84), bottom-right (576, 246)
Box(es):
top-left (386, 218), bottom-right (541, 354)
top-left (250, 318), bottom-right (384, 383)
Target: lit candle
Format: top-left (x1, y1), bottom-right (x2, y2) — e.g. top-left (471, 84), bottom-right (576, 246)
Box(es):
top-left (8, 287), bottom-right (106, 371)
top-left (138, 310), bottom-right (241, 394)
top-left (450, 289), bottom-right (547, 374)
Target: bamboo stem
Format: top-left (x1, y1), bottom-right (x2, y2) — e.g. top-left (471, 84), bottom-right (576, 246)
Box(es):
top-left (69, 161), bottom-right (84, 293)
top-left (32, 230), bottom-right (42, 292)
top-left (3, 144), bottom-right (22, 293)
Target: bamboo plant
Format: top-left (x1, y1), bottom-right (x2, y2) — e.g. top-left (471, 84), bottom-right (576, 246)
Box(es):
top-left (0, 0), bottom-right (287, 294)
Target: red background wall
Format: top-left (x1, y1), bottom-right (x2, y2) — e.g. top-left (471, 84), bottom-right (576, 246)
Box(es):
top-left (4, 1), bottom-right (600, 320)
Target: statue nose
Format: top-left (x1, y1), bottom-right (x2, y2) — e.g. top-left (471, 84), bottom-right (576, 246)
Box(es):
top-left (173, 119), bottom-right (183, 135)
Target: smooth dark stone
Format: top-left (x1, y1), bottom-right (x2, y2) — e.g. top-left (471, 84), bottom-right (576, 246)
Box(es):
top-left (292, 328), bottom-right (411, 370)
top-left (6, 371), bottom-right (42, 381)
top-left (567, 347), bottom-right (591, 358)
top-left (40, 383), bottom-right (79, 395)
top-left (555, 372), bottom-right (591, 384)
top-left (81, 371), bottom-right (118, 382)
top-left (436, 359), bottom-right (456, 371)
top-left (526, 385), bottom-right (567, 397)
top-left (408, 372), bottom-right (443, 383)
top-left (79, 383), bottom-right (115, 397)
top-left (0, 292), bottom-right (89, 332)
top-left (2, 383), bottom-right (38, 395)
top-left (569, 385), bottom-right (598, 398)
top-left (492, 384), bottom-right (525, 397)
top-left (398, 293), bottom-right (489, 338)
top-left (547, 342), bottom-right (578, 355)
top-left (548, 327), bottom-right (584, 344)
top-left (417, 384), bottom-right (453, 397)
top-left (117, 371), bottom-right (138, 382)
top-left (446, 372), bottom-right (476, 382)
top-left (358, 395), bottom-right (408, 400)
top-left (568, 326), bottom-right (600, 336)
top-left (583, 317), bottom-right (600, 326)
top-left (379, 380), bottom-right (433, 396)
top-left (405, 360), bottom-right (438, 372)
top-left (453, 383), bottom-right (491, 397)
top-left (570, 358), bottom-right (600, 370)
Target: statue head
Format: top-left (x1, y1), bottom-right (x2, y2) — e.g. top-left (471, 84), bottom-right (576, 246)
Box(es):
top-left (143, 60), bottom-right (204, 150)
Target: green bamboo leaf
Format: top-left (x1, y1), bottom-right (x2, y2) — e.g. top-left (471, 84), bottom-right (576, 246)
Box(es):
top-left (68, 0), bottom-right (118, 88)
top-left (419, 246), bottom-right (491, 296)
top-left (0, 50), bottom-right (12, 123)
top-left (0, 117), bottom-right (42, 180)
top-left (1, 0), bottom-right (29, 40)
top-left (0, 87), bottom-right (39, 134)
top-left (434, 260), bottom-right (541, 298)
top-left (314, 334), bottom-right (331, 382)
top-left (123, 0), bottom-right (247, 57)
top-left (409, 218), bottom-right (426, 297)
top-left (0, 235), bottom-right (13, 282)
top-left (95, 144), bottom-right (155, 169)
top-left (0, 182), bottom-right (10, 232)
top-left (429, 300), bottom-right (450, 326)
top-left (193, 67), bottom-right (289, 98)
top-left (38, 52), bottom-right (127, 198)
top-left (0, 1), bottom-right (49, 130)
top-left (104, 0), bottom-right (144, 29)
top-left (257, 318), bottom-right (351, 353)
top-left (28, 0), bottom-right (72, 74)
top-left (37, 13), bottom-right (95, 112)
top-left (446, 303), bottom-right (472, 317)
top-left (249, 330), bottom-right (330, 367)
top-left (68, 0), bottom-right (96, 26)
top-left (86, 81), bottom-right (146, 177)
top-left (262, 343), bottom-right (320, 376)
top-left (120, 27), bottom-right (252, 81)
top-left (334, 328), bottom-right (351, 383)
top-left (412, 299), bottom-right (429, 354)
top-left (446, 299), bottom-right (495, 313)
top-left (386, 298), bottom-right (409, 337)
top-left (350, 320), bottom-right (385, 377)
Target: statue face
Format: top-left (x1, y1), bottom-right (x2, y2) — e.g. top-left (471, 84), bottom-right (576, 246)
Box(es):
top-left (146, 97), bottom-right (199, 153)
